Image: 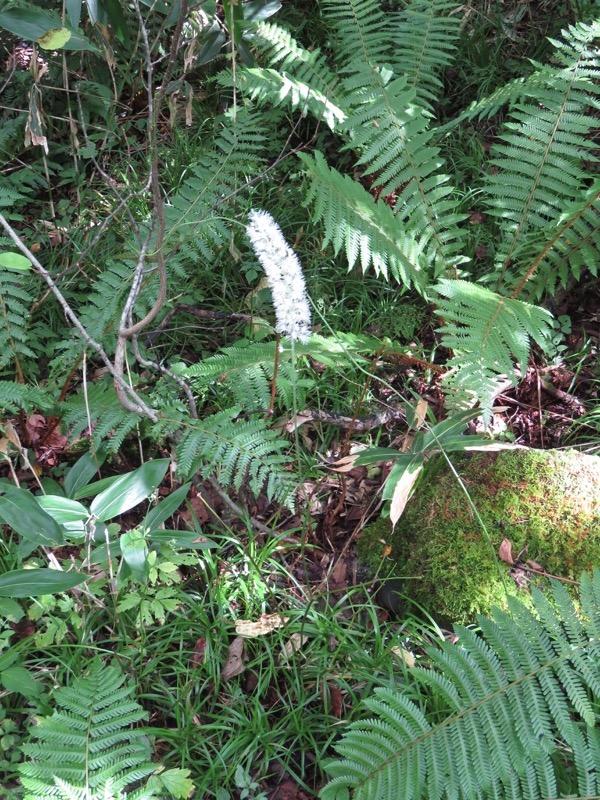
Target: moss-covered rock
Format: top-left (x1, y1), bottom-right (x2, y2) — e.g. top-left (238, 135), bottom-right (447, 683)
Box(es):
top-left (359, 448), bottom-right (600, 624)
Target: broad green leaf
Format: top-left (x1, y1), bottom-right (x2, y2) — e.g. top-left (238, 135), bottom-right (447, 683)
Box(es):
top-left (0, 649), bottom-right (19, 671)
top-left (73, 472), bottom-right (122, 501)
top-left (90, 459), bottom-right (170, 522)
top-left (355, 448), bottom-right (414, 466)
top-left (0, 568), bottom-right (87, 597)
top-left (0, 487), bottom-right (63, 545)
top-left (0, 7), bottom-right (63, 39)
top-left (148, 530), bottom-right (217, 549)
top-left (66, 0), bottom-right (82, 28)
top-left (144, 482), bottom-right (191, 530)
top-left (0, 597), bottom-right (24, 622)
top-left (245, 0), bottom-right (282, 22)
top-left (120, 530), bottom-right (148, 582)
top-left (101, 0), bottom-right (128, 42)
top-left (64, 447), bottom-right (107, 498)
top-left (60, 30), bottom-right (99, 51)
top-left (36, 495), bottom-right (89, 525)
top-left (38, 27), bottom-right (71, 49)
top-left (147, 768), bottom-right (195, 799)
top-left (196, 25), bottom-right (227, 65)
top-left (0, 252), bottom-right (32, 271)
top-left (84, 0), bottom-right (103, 25)
top-left (39, 477), bottom-right (65, 496)
top-left (1, 665), bottom-right (41, 697)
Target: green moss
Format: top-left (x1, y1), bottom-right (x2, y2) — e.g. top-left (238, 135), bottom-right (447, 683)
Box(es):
top-left (358, 449), bottom-right (600, 624)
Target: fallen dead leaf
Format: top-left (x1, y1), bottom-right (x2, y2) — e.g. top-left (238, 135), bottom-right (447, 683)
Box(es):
top-left (389, 464), bottom-right (423, 527)
top-left (221, 636), bottom-right (245, 681)
top-left (498, 537), bottom-right (514, 565)
top-left (391, 645), bottom-right (416, 669)
top-left (235, 613), bottom-right (289, 638)
top-left (190, 636), bottom-right (206, 668)
top-left (327, 454), bottom-right (359, 473)
top-left (283, 412), bottom-right (314, 433)
top-left (526, 559), bottom-right (544, 572)
top-left (281, 633), bottom-right (308, 661)
top-left (327, 682), bottom-right (344, 718)
top-left (411, 398), bottom-right (428, 430)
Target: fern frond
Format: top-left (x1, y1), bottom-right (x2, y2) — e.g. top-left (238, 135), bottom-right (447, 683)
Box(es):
top-left (299, 150), bottom-right (427, 289)
top-left (388, 0), bottom-right (461, 108)
top-left (321, 0), bottom-right (390, 78)
top-left (0, 271), bottom-right (36, 376)
top-left (434, 279), bottom-right (553, 419)
top-left (176, 408), bottom-right (296, 508)
top-left (509, 183), bottom-right (600, 298)
top-left (231, 21), bottom-right (345, 129)
top-left (342, 72), bottom-right (466, 277)
top-left (185, 342), bottom-right (278, 412)
top-left (484, 20), bottom-right (600, 278)
top-left (225, 68), bottom-right (346, 131)
top-left (321, 571), bottom-right (600, 800)
top-left (19, 660), bottom-right (158, 800)
top-left (0, 380), bottom-right (52, 414)
top-left (0, 185), bottom-right (27, 209)
top-left (61, 380), bottom-right (140, 452)
top-left (0, 116), bottom-right (26, 162)
top-left (165, 110), bottom-right (268, 259)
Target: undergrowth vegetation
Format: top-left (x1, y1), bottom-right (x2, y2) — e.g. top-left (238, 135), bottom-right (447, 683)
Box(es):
top-left (1, 0), bottom-right (600, 796)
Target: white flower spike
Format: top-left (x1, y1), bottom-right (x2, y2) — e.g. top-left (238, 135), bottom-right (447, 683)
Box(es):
top-left (246, 209), bottom-right (312, 344)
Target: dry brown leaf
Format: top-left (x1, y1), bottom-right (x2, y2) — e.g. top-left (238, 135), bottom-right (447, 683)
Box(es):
top-left (2, 421), bottom-right (21, 449)
top-left (327, 454), bottom-right (359, 473)
top-left (235, 613), bottom-right (289, 638)
top-left (283, 412), bottom-right (314, 433)
top-left (221, 636), bottom-right (245, 681)
top-left (327, 682), bottom-right (344, 718)
top-left (391, 645), bottom-right (416, 668)
top-left (281, 633), bottom-right (308, 661)
top-left (498, 537), bottom-right (514, 565)
top-left (190, 637), bottom-right (206, 668)
top-left (412, 398), bottom-right (428, 430)
top-left (389, 465), bottom-right (423, 527)
top-left (526, 559), bottom-right (544, 572)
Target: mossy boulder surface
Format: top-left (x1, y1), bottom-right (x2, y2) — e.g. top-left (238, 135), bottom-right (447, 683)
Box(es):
top-left (359, 448), bottom-right (600, 624)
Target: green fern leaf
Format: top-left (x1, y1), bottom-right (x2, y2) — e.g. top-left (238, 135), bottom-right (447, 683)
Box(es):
top-left (0, 380), bottom-right (52, 413)
top-left (60, 380), bottom-right (140, 452)
top-left (434, 279), bottom-right (553, 419)
top-left (321, 572), bottom-right (600, 800)
top-left (176, 408), bottom-right (296, 508)
top-left (19, 660), bottom-right (158, 800)
top-left (0, 271), bottom-right (36, 376)
top-left (484, 20), bottom-right (600, 279)
top-left (299, 150), bottom-right (428, 289)
top-left (388, 0), bottom-right (461, 108)
top-left (165, 110), bottom-right (269, 258)
top-left (228, 21), bottom-right (345, 129)
top-left (341, 72), bottom-right (466, 277)
top-left (321, 0), bottom-right (390, 79)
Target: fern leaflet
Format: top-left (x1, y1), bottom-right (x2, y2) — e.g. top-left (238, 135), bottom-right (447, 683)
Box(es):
top-left (484, 20), bottom-right (600, 284)
top-left (176, 408), bottom-right (296, 508)
top-left (388, 0), bottom-right (461, 109)
top-left (434, 279), bottom-right (553, 419)
top-left (19, 660), bottom-right (158, 799)
top-left (229, 21), bottom-right (345, 129)
top-left (342, 72), bottom-right (466, 277)
top-left (0, 271), bottom-right (36, 377)
top-left (299, 150), bottom-right (428, 289)
top-left (321, 571), bottom-right (600, 800)
top-left (165, 110), bottom-right (269, 260)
